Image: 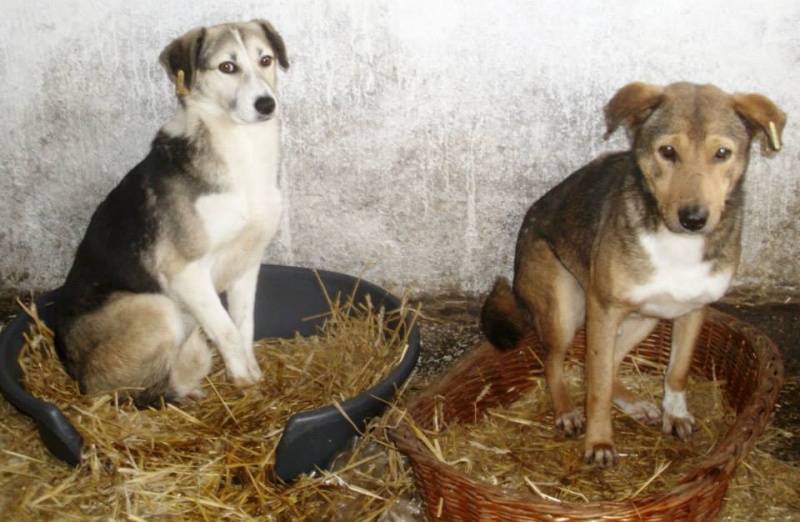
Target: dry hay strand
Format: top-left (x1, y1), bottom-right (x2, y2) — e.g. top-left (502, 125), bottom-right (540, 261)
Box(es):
top-left (409, 359), bottom-right (738, 503)
top-left (0, 292), bottom-right (419, 521)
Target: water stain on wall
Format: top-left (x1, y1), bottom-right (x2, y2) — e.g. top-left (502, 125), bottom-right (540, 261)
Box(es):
top-left (1, 1), bottom-right (798, 297)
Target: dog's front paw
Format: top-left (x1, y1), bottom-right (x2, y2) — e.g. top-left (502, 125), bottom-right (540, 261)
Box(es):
top-left (245, 349), bottom-right (263, 382)
top-left (247, 358), bottom-right (263, 382)
top-left (227, 361), bottom-right (263, 387)
top-left (662, 385), bottom-right (696, 440)
top-left (556, 409), bottom-right (585, 437)
top-left (584, 442), bottom-right (618, 468)
top-left (662, 413), bottom-right (696, 441)
top-left (228, 371), bottom-right (260, 387)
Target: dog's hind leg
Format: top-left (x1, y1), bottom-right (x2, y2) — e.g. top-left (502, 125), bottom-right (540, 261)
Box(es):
top-left (515, 239), bottom-right (586, 437)
top-left (169, 326), bottom-right (213, 402)
top-left (662, 308), bottom-right (704, 440)
top-left (611, 316), bottom-right (661, 424)
top-left (74, 293), bottom-right (185, 405)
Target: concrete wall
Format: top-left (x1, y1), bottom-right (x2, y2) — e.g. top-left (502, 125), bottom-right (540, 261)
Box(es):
top-left (1, 0), bottom-right (798, 297)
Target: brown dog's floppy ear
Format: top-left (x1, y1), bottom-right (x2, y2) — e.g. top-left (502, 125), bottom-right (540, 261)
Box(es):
top-left (159, 27), bottom-right (207, 97)
top-left (255, 19), bottom-right (289, 70)
top-left (603, 82), bottom-right (665, 140)
top-left (732, 92), bottom-right (786, 155)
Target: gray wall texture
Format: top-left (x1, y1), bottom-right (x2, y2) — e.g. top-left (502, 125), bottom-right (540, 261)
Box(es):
top-left (1, 0), bottom-right (799, 297)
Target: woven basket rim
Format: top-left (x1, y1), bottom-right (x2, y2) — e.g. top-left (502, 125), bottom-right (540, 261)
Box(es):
top-left (391, 308), bottom-right (784, 518)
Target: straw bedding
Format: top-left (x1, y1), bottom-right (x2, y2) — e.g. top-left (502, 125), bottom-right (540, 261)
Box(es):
top-left (404, 362), bottom-right (735, 503)
top-left (0, 301), bottom-right (798, 521)
top-left (391, 312), bottom-right (795, 521)
top-left (0, 298), bottom-right (418, 521)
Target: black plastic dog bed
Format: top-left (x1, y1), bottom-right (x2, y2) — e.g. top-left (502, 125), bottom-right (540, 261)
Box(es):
top-left (0, 264), bottom-right (420, 483)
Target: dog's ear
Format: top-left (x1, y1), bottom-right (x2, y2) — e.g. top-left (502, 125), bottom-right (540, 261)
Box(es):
top-left (159, 27), bottom-right (207, 97)
top-left (732, 92), bottom-right (786, 155)
top-left (603, 82), bottom-right (665, 140)
top-left (255, 20), bottom-right (289, 70)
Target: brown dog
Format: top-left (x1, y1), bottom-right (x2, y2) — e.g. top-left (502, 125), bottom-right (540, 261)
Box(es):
top-left (481, 82), bottom-right (785, 467)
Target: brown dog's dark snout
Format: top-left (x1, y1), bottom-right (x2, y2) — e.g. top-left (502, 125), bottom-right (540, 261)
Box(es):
top-left (678, 205), bottom-right (709, 232)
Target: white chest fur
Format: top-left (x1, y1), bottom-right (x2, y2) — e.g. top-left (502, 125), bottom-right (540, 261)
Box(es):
top-left (626, 229), bottom-right (733, 319)
top-left (195, 121), bottom-right (282, 250)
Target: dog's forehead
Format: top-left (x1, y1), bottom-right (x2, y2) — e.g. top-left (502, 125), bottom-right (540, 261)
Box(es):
top-left (202, 23), bottom-right (273, 60)
top-left (649, 83), bottom-right (747, 141)
top-left (664, 84), bottom-right (729, 116)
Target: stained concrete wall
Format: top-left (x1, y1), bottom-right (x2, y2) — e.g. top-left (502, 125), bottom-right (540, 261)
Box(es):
top-left (1, 0), bottom-right (798, 297)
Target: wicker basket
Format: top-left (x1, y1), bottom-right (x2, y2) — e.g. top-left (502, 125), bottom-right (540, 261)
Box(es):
top-left (391, 309), bottom-right (783, 521)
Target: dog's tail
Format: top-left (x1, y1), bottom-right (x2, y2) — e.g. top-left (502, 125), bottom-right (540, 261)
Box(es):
top-left (480, 276), bottom-right (531, 351)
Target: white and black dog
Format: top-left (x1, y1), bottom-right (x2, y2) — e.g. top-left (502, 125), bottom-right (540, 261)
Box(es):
top-left (55, 20), bottom-right (289, 407)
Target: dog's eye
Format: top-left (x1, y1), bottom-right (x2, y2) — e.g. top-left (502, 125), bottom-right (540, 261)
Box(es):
top-left (218, 62), bottom-right (238, 74)
top-left (714, 147), bottom-right (732, 160)
top-left (259, 55), bottom-right (274, 67)
top-left (658, 145), bottom-right (678, 161)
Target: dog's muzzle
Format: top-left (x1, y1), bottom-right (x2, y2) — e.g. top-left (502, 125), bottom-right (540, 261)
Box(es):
top-left (255, 96), bottom-right (276, 117)
top-left (678, 205), bottom-right (709, 232)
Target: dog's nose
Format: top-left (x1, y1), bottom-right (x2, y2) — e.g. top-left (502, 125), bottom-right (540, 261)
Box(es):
top-left (254, 96), bottom-right (276, 116)
top-left (678, 206), bottom-right (708, 232)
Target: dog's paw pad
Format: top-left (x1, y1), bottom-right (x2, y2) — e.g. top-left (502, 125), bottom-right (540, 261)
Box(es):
top-left (556, 409), bottom-right (584, 437)
top-left (662, 414), bottom-right (696, 441)
top-left (584, 442), bottom-right (618, 468)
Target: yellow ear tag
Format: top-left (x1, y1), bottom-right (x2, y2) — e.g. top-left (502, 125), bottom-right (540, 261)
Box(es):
top-left (175, 69), bottom-right (190, 96)
top-left (768, 121), bottom-right (781, 151)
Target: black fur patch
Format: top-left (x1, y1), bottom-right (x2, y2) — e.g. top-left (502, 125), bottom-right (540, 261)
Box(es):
top-left (55, 133), bottom-right (207, 364)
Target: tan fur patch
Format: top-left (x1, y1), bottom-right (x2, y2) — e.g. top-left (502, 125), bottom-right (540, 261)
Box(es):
top-left (69, 293), bottom-right (182, 394)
